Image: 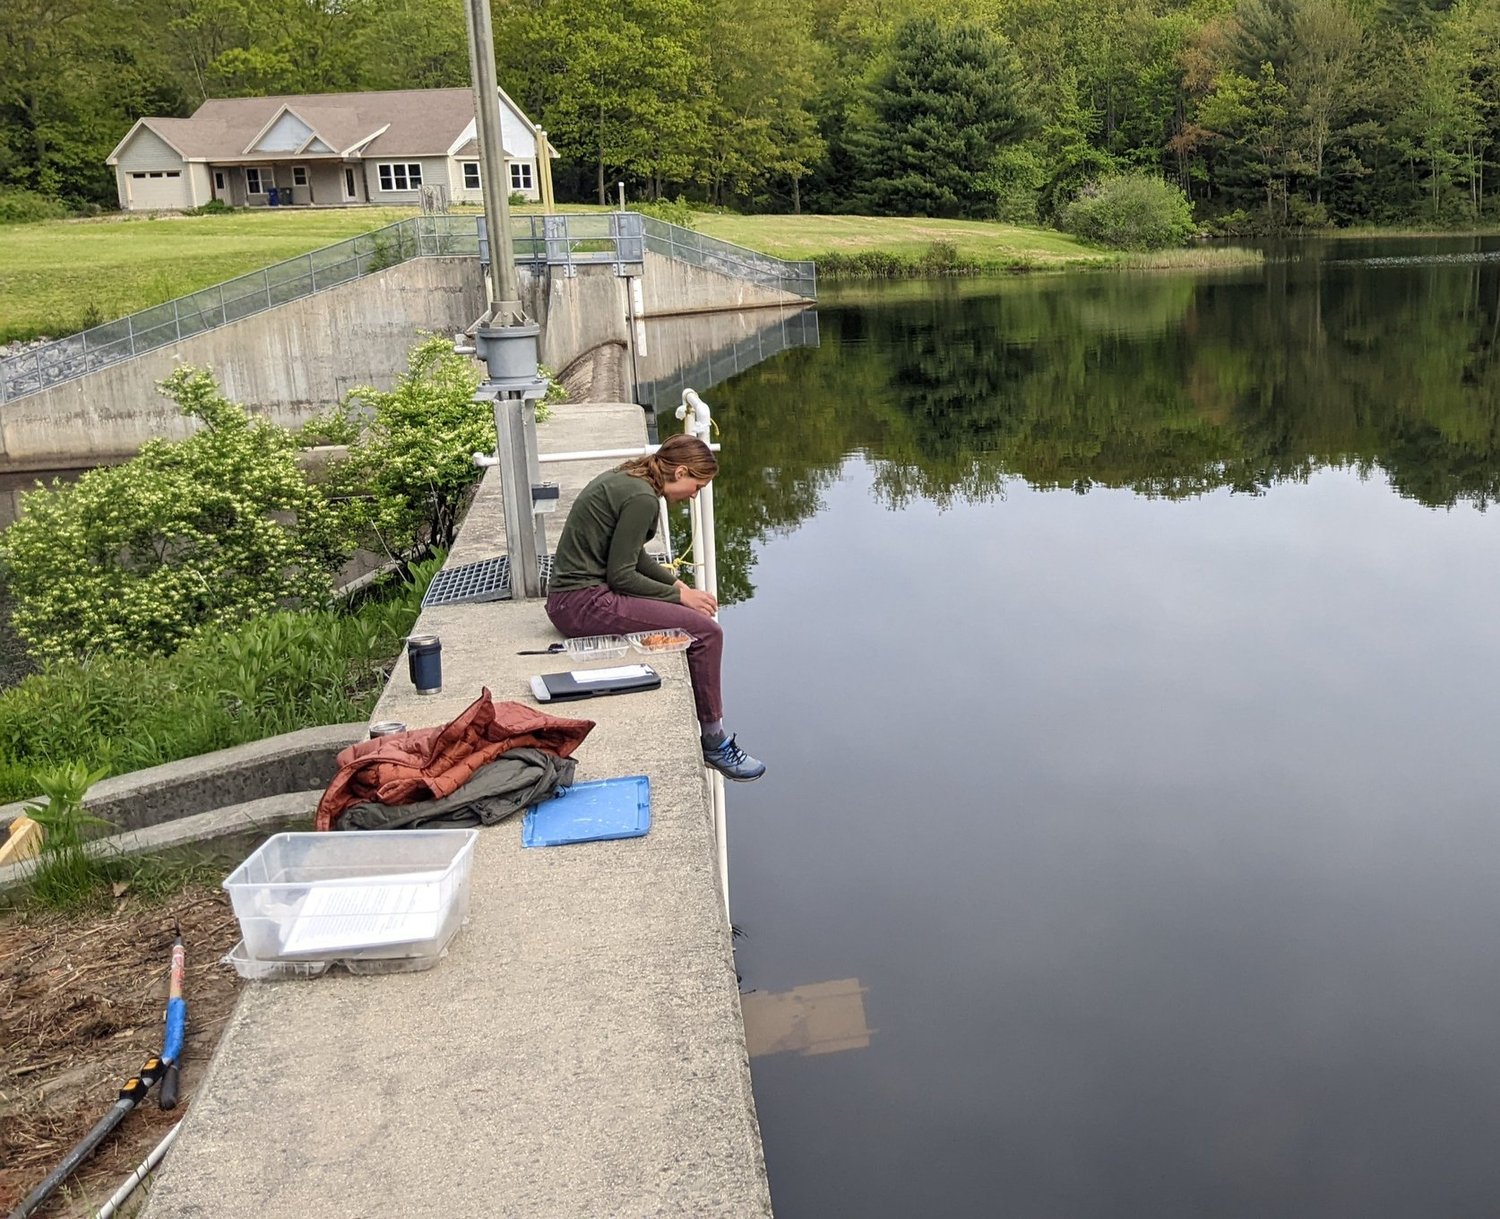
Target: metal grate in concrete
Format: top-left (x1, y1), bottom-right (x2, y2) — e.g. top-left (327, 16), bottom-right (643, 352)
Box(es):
top-left (422, 555), bottom-right (554, 607)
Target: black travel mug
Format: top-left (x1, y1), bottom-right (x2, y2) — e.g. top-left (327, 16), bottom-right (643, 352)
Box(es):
top-left (407, 634), bottom-right (442, 695)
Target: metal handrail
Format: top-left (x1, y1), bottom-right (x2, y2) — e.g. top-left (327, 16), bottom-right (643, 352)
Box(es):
top-left (0, 215), bottom-right (482, 405)
top-left (486, 212), bottom-right (817, 300)
top-left (640, 217), bottom-right (817, 300)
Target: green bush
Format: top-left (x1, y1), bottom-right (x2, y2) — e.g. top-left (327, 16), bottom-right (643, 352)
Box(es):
top-left (366, 226), bottom-right (416, 270)
top-left (188, 199), bottom-right (234, 216)
top-left (0, 366), bottom-right (359, 662)
top-left (342, 335), bottom-right (491, 556)
top-left (1059, 172), bottom-right (1196, 251)
top-left (632, 196), bottom-right (697, 229)
top-left (0, 188), bottom-right (69, 225)
top-left (1202, 207), bottom-right (1258, 238)
top-left (814, 246), bottom-right (994, 279)
top-left (917, 240), bottom-right (961, 274)
top-left (508, 190), bottom-right (530, 207)
top-left (0, 559), bottom-right (437, 803)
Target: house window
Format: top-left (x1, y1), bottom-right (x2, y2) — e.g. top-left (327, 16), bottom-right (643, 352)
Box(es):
top-left (376, 162), bottom-right (422, 192)
top-left (166, 171), bottom-right (181, 178)
top-left (462, 162), bottom-right (480, 190)
top-left (246, 167), bottom-right (264, 194)
top-left (214, 171), bottom-right (226, 190)
top-left (131, 172), bottom-right (146, 179)
top-left (292, 166), bottom-right (308, 187)
top-left (509, 162), bottom-right (533, 191)
top-left (148, 171), bottom-right (164, 178)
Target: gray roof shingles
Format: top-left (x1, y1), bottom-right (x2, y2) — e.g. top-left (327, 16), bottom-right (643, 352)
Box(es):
top-left (136, 88), bottom-right (515, 161)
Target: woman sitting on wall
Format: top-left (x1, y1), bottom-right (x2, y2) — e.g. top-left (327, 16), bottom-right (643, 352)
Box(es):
top-left (545, 433), bottom-right (765, 782)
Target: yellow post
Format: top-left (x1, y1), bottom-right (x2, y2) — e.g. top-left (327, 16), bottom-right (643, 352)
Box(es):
top-left (0, 815), bottom-right (44, 867)
top-left (536, 126), bottom-right (556, 214)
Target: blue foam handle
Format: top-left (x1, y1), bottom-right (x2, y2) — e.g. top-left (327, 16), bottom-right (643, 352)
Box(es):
top-left (162, 997), bottom-right (187, 1064)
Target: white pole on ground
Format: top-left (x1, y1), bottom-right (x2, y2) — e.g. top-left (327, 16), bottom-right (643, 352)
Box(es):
top-left (94, 1120), bottom-right (183, 1219)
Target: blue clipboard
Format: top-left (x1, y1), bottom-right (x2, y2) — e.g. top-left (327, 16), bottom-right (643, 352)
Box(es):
top-left (522, 775), bottom-right (652, 847)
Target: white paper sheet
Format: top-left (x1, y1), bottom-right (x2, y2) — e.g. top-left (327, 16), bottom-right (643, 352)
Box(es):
top-left (279, 876), bottom-right (442, 956)
top-left (571, 663), bottom-right (654, 682)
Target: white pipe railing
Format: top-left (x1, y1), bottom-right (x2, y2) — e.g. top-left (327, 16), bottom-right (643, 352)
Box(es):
top-left (676, 388), bottom-right (729, 920)
top-left (473, 443), bottom-right (720, 468)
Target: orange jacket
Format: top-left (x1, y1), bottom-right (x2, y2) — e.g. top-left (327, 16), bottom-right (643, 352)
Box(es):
top-left (314, 688), bottom-right (594, 831)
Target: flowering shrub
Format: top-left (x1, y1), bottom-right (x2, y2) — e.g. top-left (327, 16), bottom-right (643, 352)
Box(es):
top-left (0, 366), bottom-right (358, 661)
top-left (341, 334), bottom-right (494, 555)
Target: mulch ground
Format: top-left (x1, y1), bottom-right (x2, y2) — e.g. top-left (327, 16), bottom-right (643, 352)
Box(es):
top-left (0, 886), bottom-right (243, 1216)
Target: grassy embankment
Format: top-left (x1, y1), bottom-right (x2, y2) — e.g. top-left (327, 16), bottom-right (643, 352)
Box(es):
top-left (0, 207), bottom-right (1260, 343)
top-left (0, 206), bottom-right (430, 343)
top-left (692, 213), bottom-right (1263, 276)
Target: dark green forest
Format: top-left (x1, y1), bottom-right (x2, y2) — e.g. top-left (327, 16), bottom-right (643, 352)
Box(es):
top-left (3, 0), bottom-right (1498, 230)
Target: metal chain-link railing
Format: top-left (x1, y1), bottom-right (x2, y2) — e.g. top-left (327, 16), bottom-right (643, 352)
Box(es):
top-left (636, 308), bottom-right (822, 409)
top-left (488, 212), bottom-right (816, 298)
top-left (2, 211), bottom-right (816, 406)
top-left (639, 216), bottom-right (816, 300)
top-left (0, 216), bottom-right (482, 405)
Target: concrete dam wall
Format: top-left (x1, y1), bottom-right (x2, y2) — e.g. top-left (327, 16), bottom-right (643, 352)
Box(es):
top-left (519, 251), bottom-right (810, 375)
top-left (0, 248), bottom-right (810, 472)
top-left (0, 258), bottom-right (487, 470)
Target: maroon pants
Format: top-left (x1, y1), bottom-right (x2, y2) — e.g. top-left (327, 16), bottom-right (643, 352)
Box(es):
top-left (545, 585), bottom-right (724, 724)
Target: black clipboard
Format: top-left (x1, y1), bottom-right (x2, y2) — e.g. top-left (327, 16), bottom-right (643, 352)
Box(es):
top-left (529, 663), bottom-right (661, 702)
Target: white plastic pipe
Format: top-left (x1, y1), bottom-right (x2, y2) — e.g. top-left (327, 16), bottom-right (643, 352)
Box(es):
top-left (677, 389), bottom-right (730, 919)
top-left (537, 443), bottom-right (719, 464)
top-left (476, 443), bottom-right (724, 469)
top-left (94, 1120), bottom-right (182, 1218)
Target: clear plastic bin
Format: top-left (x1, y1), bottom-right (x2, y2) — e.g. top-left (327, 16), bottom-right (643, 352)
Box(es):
top-left (223, 830), bottom-right (477, 963)
top-left (627, 629), bottom-right (693, 655)
top-left (564, 634), bottom-right (629, 661)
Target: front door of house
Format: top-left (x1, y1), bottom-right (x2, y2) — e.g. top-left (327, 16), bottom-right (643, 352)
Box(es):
top-left (342, 167), bottom-right (357, 202)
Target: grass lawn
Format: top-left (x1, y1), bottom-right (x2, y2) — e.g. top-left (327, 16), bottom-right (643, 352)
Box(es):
top-left (0, 204), bottom-right (1255, 343)
top-left (0, 207), bottom-right (436, 342)
top-left (0, 202), bottom-right (623, 343)
top-left (692, 213), bottom-right (1108, 265)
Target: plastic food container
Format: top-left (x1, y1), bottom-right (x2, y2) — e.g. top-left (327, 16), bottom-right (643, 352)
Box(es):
top-left (222, 939), bottom-right (450, 981)
top-left (222, 830), bottom-right (477, 965)
top-left (564, 634), bottom-right (630, 661)
top-left (627, 630), bottom-right (693, 654)
top-left (222, 940), bottom-right (330, 981)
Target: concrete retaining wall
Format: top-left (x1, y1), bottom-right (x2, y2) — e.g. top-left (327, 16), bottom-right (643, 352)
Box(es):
top-left (519, 265), bottom-right (629, 375)
top-left (0, 722), bottom-right (363, 836)
top-left (0, 790), bottom-right (318, 898)
top-left (0, 259), bottom-right (486, 470)
top-left (520, 252), bottom-right (808, 377)
top-left (0, 248), bottom-right (802, 471)
top-left (638, 251), bottom-right (807, 317)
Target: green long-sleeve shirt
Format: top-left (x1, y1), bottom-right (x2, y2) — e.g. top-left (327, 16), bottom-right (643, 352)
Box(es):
top-left (548, 469), bottom-right (680, 602)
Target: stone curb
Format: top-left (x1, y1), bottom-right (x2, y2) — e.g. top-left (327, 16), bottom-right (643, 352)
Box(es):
top-left (1, 722), bottom-right (365, 836)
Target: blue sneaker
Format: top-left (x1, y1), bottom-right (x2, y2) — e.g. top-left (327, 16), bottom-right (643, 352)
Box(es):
top-left (703, 734), bottom-right (766, 782)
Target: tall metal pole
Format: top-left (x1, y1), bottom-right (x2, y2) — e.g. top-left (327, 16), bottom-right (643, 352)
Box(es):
top-left (462, 0), bottom-right (521, 322)
top-left (462, 0), bottom-right (548, 601)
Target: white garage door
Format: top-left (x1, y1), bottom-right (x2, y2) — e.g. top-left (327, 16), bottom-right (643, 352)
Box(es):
top-left (126, 169), bottom-right (192, 210)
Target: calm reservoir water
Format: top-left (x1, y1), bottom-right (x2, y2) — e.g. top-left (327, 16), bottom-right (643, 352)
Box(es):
top-left (681, 237), bottom-right (1500, 1218)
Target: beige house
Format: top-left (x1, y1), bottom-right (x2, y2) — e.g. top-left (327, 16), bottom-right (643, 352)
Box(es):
top-left (106, 86), bottom-right (556, 212)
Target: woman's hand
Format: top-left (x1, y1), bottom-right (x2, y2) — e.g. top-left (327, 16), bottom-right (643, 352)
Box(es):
top-left (676, 581), bottom-right (718, 617)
